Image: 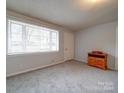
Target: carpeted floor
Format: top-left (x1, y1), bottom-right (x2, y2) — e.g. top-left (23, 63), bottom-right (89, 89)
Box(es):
top-left (7, 60), bottom-right (118, 93)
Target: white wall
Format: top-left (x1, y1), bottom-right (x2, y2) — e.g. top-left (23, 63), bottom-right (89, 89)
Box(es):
top-left (75, 21), bottom-right (118, 70)
top-left (6, 10), bottom-right (74, 77)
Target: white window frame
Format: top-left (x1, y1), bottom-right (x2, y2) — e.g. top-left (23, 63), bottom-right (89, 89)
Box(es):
top-left (7, 19), bottom-right (59, 55)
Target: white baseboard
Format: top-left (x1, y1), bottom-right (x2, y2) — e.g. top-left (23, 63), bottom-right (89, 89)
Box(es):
top-left (74, 59), bottom-right (86, 63)
top-left (74, 59), bottom-right (118, 71)
top-left (7, 61), bottom-right (65, 77)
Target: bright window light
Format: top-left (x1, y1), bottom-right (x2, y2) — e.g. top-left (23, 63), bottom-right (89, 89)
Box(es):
top-left (7, 20), bottom-right (59, 55)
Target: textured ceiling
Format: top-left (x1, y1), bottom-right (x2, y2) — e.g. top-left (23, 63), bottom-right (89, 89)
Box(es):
top-left (6, 0), bottom-right (118, 31)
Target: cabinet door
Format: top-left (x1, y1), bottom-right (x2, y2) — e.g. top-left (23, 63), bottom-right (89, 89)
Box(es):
top-left (95, 58), bottom-right (105, 68)
top-left (88, 57), bottom-right (95, 65)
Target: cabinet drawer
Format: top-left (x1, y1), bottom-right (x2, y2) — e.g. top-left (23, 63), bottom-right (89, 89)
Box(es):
top-left (95, 58), bottom-right (105, 67)
top-left (88, 57), bottom-right (95, 65)
top-left (88, 57), bottom-right (95, 60)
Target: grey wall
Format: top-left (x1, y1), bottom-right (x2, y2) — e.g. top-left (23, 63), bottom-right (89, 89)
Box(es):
top-left (75, 21), bottom-right (118, 70)
top-left (6, 10), bottom-right (74, 76)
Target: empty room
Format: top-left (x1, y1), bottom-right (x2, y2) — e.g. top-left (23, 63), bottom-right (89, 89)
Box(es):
top-left (6, 0), bottom-right (118, 93)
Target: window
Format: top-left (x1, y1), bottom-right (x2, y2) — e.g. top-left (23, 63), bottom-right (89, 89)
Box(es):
top-left (7, 20), bottom-right (59, 54)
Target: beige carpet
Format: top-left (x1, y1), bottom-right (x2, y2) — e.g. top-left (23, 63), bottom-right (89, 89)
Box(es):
top-left (7, 60), bottom-right (118, 93)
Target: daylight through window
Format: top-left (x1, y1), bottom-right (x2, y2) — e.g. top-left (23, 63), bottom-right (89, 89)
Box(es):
top-left (7, 20), bottom-right (59, 54)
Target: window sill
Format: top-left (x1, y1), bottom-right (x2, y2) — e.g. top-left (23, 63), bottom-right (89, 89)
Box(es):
top-left (7, 51), bottom-right (59, 57)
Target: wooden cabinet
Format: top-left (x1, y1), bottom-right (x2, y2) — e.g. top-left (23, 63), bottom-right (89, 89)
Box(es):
top-left (88, 52), bottom-right (107, 70)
